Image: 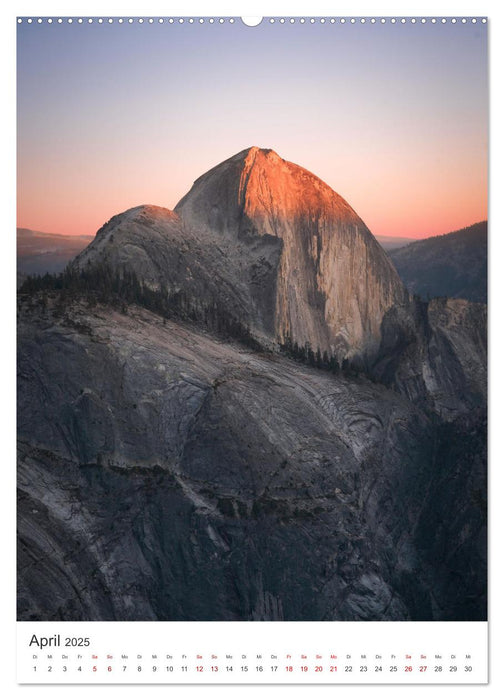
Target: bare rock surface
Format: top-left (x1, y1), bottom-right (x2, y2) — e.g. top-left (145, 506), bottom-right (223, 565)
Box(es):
top-left (372, 297), bottom-right (487, 420)
top-left (72, 204), bottom-right (273, 333)
top-left (17, 300), bottom-right (486, 621)
top-left (176, 147), bottom-right (406, 358)
top-left (18, 149), bottom-right (486, 623)
top-left (74, 148), bottom-right (406, 359)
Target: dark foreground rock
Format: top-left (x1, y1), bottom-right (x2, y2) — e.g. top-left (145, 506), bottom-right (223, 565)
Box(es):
top-left (17, 300), bottom-right (486, 621)
top-left (372, 296), bottom-right (487, 420)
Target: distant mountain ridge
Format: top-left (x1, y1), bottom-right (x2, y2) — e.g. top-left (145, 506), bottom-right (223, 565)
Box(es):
top-left (17, 228), bottom-right (93, 277)
top-left (389, 221), bottom-right (487, 303)
top-left (376, 235), bottom-right (418, 251)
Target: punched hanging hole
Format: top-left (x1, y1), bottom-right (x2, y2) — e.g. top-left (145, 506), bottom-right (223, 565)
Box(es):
top-left (241, 17), bottom-right (263, 27)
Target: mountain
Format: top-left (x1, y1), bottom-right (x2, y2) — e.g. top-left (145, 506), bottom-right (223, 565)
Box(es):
top-left (176, 147), bottom-right (407, 358)
top-left (74, 148), bottom-right (406, 360)
top-left (72, 204), bottom-right (266, 342)
top-left (372, 296), bottom-right (487, 420)
top-left (17, 299), bottom-right (486, 621)
top-left (17, 228), bottom-right (93, 279)
top-left (389, 222), bottom-right (487, 303)
top-left (17, 148), bottom-right (487, 622)
top-left (376, 235), bottom-right (418, 251)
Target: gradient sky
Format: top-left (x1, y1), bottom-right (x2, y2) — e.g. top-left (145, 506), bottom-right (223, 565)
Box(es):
top-left (17, 18), bottom-right (488, 239)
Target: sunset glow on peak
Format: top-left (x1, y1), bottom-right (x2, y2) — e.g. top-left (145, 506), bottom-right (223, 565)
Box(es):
top-left (17, 20), bottom-right (487, 241)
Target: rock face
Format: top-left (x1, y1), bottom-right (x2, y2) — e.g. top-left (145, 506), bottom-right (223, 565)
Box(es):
top-left (74, 148), bottom-right (406, 359)
top-left (72, 204), bottom-right (266, 329)
top-left (176, 147), bottom-right (406, 358)
top-left (17, 300), bottom-right (486, 621)
top-left (372, 297), bottom-right (487, 421)
top-left (17, 148), bottom-right (487, 623)
top-left (389, 221), bottom-right (487, 303)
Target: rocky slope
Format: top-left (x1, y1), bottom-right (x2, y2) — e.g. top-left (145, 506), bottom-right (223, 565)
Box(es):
top-left (372, 296), bottom-right (487, 420)
top-left (389, 221), bottom-right (487, 303)
top-left (17, 299), bottom-right (486, 621)
top-left (17, 149), bottom-right (487, 623)
top-left (72, 204), bottom-right (270, 334)
top-left (74, 148), bottom-right (406, 360)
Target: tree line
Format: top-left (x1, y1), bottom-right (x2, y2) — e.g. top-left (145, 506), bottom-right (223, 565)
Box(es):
top-left (18, 265), bottom-right (263, 352)
top-left (279, 333), bottom-right (363, 377)
top-left (19, 265), bottom-right (366, 377)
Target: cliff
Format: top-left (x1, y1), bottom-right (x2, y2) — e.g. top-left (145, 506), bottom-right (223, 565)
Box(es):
top-left (17, 299), bottom-right (486, 621)
top-left (74, 148), bottom-right (406, 360)
top-left (176, 147), bottom-right (406, 358)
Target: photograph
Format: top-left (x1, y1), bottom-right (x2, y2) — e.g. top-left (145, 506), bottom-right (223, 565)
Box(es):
top-left (17, 15), bottom-right (487, 626)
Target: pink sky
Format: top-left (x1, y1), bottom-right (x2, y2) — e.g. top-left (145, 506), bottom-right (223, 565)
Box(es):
top-left (17, 19), bottom-right (487, 240)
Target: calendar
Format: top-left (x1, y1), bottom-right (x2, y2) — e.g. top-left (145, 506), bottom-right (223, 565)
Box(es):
top-left (16, 9), bottom-right (488, 687)
top-left (17, 622), bottom-right (487, 683)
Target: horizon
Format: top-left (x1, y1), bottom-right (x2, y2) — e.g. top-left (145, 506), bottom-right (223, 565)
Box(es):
top-left (17, 215), bottom-right (488, 243)
top-left (17, 19), bottom-right (487, 240)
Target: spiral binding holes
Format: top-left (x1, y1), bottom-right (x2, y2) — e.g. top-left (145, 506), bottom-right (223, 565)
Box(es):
top-left (17, 17), bottom-right (489, 25)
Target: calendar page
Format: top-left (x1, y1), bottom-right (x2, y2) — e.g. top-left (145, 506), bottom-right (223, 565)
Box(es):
top-left (16, 7), bottom-right (488, 687)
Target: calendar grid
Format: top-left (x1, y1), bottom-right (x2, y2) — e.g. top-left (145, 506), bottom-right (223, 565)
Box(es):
top-left (17, 621), bottom-right (488, 684)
